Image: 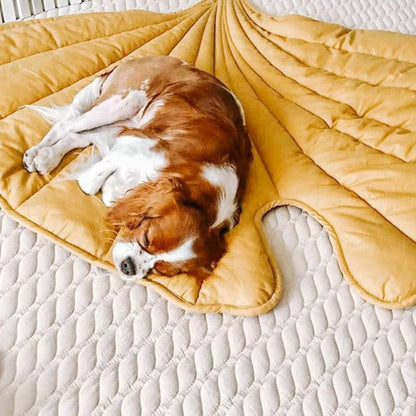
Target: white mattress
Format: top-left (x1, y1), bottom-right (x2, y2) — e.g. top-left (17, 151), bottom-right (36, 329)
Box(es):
top-left (1, 1), bottom-right (415, 415)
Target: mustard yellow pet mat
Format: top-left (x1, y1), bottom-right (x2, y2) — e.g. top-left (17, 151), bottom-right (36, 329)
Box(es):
top-left (0, 0), bottom-right (415, 315)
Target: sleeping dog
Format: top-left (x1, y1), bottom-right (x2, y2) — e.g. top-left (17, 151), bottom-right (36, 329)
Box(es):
top-left (23, 56), bottom-right (252, 280)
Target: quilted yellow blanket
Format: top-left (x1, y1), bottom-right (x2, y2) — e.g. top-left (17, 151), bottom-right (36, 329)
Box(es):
top-left (1, 0), bottom-right (415, 315)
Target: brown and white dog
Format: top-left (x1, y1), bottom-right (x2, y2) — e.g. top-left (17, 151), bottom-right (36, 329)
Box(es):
top-left (23, 56), bottom-right (252, 280)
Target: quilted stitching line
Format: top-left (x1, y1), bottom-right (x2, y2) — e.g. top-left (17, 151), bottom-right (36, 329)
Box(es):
top-left (252, 39), bottom-right (416, 135)
top-left (0, 256), bottom-right (90, 355)
top-left (327, 124), bottom-right (413, 164)
top-left (0, 12), bottom-right (201, 122)
top-left (222, 9), bottom-right (416, 249)
top-left (269, 34), bottom-right (416, 94)
top-left (0, 240), bottom-right (64, 321)
top-left (0, 228), bottom-right (42, 276)
top-left (340, 357), bottom-right (413, 416)
top-left (231, 1), bottom-right (416, 134)
top-left (295, 338), bottom-right (412, 415)
top-left (239, 1), bottom-right (416, 93)
top-left (228, 10), bottom-right (414, 164)
top-left (241, 0), bottom-right (416, 66)
top-left (0, 11), bottom-right (187, 66)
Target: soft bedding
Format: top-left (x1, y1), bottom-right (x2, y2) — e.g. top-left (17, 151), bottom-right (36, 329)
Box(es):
top-left (0, 0), bottom-right (415, 316)
top-left (1, 1), bottom-right (415, 416)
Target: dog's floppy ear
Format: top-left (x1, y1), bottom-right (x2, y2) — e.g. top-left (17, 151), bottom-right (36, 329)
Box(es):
top-left (153, 259), bottom-right (212, 279)
top-left (106, 184), bottom-right (152, 231)
top-left (106, 176), bottom-right (182, 230)
top-left (107, 201), bottom-right (144, 231)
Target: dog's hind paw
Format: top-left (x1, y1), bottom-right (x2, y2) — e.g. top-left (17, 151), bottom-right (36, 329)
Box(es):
top-left (23, 146), bottom-right (60, 175)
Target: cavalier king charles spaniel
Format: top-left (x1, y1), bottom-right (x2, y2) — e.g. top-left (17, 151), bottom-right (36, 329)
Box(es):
top-left (23, 56), bottom-right (252, 280)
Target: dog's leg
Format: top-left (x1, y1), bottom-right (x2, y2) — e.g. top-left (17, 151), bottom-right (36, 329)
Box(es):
top-left (24, 77), bottom-right (106, 171)
top-left (77, 155), bottom-right (119, 196)
top-left (26, 132), bottom-right (96, 175)
top-left (58, 89), bottom-right (147, 134)
top-left (24, 89), bottom-right (147, 173)
top-left (101, 171), bottom-right (135, 207)
top-left (27, 77), bottom-right (106, 126)
top-left (26, 124), bottom-right (120, 175)
top-left (78, 134), bottom-right (157, 200)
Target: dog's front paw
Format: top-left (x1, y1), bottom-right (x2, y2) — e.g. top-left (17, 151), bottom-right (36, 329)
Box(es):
top-left (77, 168), bottom-right (105, 196)
top-left (23, 146), bottom-right (39, 172)
top-left (101, 173), bottom-right (124, 207)
top-left (101, 188), bottom-right (116, 207)
top-left (22, 146), bottom-right (60, 175)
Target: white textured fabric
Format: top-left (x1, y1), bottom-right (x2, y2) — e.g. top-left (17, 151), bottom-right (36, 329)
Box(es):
top-left (0, 0), bottom-right (88, 22)
top-left (1, 1), bottom-right (416, 416)
top-left (90, 0), bottom-right (416, 33)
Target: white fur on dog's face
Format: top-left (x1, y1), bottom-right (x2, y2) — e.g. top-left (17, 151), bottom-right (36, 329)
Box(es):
top-left (112, 241), bottom-right (156, 280)
top-left (112, 238), bottom-right (196, 281)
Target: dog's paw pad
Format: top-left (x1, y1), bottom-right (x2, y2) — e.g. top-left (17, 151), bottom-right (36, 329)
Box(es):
top-left (25, 147), bottom-right (59, 175)
top-left (23, 147), bottom-right (38, 172)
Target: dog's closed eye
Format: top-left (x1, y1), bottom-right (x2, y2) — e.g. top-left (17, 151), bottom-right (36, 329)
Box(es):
top-left (140, 231), bottom-right (149, 249)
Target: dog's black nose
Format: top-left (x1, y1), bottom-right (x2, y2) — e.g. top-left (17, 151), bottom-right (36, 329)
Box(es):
top-left (120, 257), bottom-right (136, 276)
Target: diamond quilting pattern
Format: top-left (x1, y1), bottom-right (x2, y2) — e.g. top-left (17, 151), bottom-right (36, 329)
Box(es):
top-left (1, 206), bottom-right (415, 416)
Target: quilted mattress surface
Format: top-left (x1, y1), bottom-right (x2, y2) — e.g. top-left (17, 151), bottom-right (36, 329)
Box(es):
top-left (0, 1), bottom-right (416, 415)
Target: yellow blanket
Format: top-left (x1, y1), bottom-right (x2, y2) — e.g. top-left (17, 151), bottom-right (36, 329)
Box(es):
top-left (1, 0), bottom-right (415, 315)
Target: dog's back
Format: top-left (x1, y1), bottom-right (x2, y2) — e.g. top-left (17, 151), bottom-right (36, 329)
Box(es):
top-left (99, 56), bottom-right (252, 198)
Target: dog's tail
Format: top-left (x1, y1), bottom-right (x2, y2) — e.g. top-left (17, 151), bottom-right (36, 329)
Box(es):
top-left (22, 76), bottom-right (107, 124)
top-left (22, 104), bottom-right (77, 124)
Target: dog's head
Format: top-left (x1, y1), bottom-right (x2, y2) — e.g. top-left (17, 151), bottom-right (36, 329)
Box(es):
top-left (107, 174), bottom-right (232, 280)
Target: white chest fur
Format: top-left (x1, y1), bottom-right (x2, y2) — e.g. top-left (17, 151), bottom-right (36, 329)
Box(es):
top-left (102, 135), bottom-right (167, 205)
top-left (77, 134), bottom-right (167, 206)
top-left (111, 136), bottom-right (167, 182)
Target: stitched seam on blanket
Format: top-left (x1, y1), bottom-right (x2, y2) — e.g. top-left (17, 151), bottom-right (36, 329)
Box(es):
top-left (0, 13), bottom-right (206, 121)
top-left (0, 8), bottom-right (198, 65)
top-left (216, 1), bottom-right (282, 303)
top-left (233, 0), bottom-right (416, 133)
top-left (224, 3), bottom-right (416, 245)
top-left (240, 0), bottom-right (416, 65)
top-left (226, 13), bottom-right (413, 163)
top-left (9, 9), bottom-right (211, 212)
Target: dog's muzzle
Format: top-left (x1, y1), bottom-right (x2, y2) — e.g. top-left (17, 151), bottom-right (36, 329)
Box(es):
top-left (120, 256), bottom-right (136, 276)
top-left (113, 241), bottom-right (156, 281)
